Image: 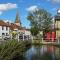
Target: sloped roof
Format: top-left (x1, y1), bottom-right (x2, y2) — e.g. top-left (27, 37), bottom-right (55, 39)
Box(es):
top-left (10, 23), bottom-right (21, 30)
top-left (0, 20), bottom-right (10, 27)
top-left (20, 27), bottom-right (30, 31)
top-left (0, 20), bottom-right (29, 31)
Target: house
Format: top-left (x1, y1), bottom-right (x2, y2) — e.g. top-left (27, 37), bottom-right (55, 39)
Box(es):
top-left (0, 20), bottom-right (10, 39)
top-left (9, 11), bottom-right (31, 40)
top-left (0, 11), bottom-right (31, 41)
top-left (20, 28), bottom-right (31, 40)
top-left (9, 11), bottom-right (22, 40)
top-left (55, 8), bottom-right (60, 39)
top-left (9, 23), bottom-right (21, 39)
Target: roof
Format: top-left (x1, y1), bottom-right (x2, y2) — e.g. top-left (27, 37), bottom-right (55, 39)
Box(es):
top-left (0, 20), bottom-right (29, 31)
top-left (10, 23), bottom-right (21, 30)
top-left (55, 15), bottom-right (60, 21)
top-left (15, 11), bottom-right (21, 23)
top-left (0, 20), bottom-right (10, 27)
top-left (20, 27), bottom-right (30, 31)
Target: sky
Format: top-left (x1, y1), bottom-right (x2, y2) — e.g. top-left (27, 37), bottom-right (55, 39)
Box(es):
top-left (0, 0), bottom-right (60, 28)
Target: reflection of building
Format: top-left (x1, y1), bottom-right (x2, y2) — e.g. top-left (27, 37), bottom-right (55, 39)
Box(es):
top-left (55, 9), bottom-right (60, 39)
top-left (55, 47), bottom-right (60, 58)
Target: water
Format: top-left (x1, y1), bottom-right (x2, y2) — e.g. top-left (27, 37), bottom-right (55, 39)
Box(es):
top-left (24, 45), bottom-right (60, 60)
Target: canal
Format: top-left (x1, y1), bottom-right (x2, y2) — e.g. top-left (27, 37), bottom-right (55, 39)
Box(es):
top-left (24, 45), bottom-right (60, 60)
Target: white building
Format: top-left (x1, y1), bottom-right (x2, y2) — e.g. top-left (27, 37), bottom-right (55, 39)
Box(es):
top-left (0, 20), bottom-right (10, 39)
top-left (0, 11), bottom-right (32, 41)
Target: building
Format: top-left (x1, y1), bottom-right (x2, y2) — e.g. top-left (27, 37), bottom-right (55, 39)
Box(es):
top-left (0, 11), bottom-right (31, 40)
top-left (55, 8), bottom-right (60, 39)
top-left (20, 28), bottom-right (31, 40)
top-left (10, 11), bottom-right (31, 40)
top-left (0, 20), bottom-right (10, 39)
top-left (10, 23), bottom-right (21, 40)
top-left (15, 11), bottom-right (21, 27)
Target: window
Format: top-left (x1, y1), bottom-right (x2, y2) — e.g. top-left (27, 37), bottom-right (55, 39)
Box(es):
top-left (6, 27), bottom-right (8, 30)
top-left (2, 26), bottom-right (4, 30)
top-left (2, 33), bottom-right (5, 36)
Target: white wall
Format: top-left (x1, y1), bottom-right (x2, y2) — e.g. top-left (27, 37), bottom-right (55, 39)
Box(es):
top-left (0, 26), bottom-right (10, 38)
top-left (24, 30), bottom-right (31, 35)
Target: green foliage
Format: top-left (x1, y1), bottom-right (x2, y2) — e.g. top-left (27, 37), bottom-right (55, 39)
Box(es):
top-left (0, 40), bottom-right (31, 60)
top-left (30, 26), bottom-right (39, 36)
top-left (27, 8), bottom-right (52, 32)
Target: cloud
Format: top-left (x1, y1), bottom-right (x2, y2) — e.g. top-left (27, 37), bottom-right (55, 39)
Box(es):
top-left (51, 0), bottom-right (60, 3)
top-left (4, 19), bottom-right (14, 23)
top-left (46, 0), bottom-right (60, 3)
top-left (26, 5), bottom-right (39, 12)
top-left (0, 3), bottom-right (17, 15)
top-left (52, 0), bottom-right (60, 2)
top-left (46, 0), bottom-right (60, 2)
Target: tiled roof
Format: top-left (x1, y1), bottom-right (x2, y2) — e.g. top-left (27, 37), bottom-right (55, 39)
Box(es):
top-left (0, 20), bottom-right (10, 27)
top-left (0, 20), bottom-right (29, 31)
top-left (20, 27), bottom-right (30, 31)
top-left (10, 23), bottom-right (21, 30)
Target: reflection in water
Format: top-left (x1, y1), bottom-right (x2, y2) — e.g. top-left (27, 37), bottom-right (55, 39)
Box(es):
top-left (24, 45), bottom-right (60, 60)
top-left (24, 46), bottom-right (36, 60)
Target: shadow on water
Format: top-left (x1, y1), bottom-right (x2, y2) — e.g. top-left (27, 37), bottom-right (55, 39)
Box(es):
top-left (24, 45), bottom-right (60, 60)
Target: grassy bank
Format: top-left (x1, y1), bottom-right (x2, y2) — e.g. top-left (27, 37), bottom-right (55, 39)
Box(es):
top-left (32, 40), bottom-right (60, 47)
top-left (32, 40), bottom-right (41, 45)
top-left (0, 40), bottom-right (31, 60)
top-left (0, 39), bottom-right (60, 60)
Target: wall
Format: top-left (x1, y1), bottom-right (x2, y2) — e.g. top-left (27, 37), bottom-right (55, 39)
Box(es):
top-left (55, 21), bottom-right (60, 29)
top-left (24, 30), bottom-right (31, 35)
top-left (55, 20), bottom-right (60, 39)
top-left (0, 26), bottom-right (10, 39)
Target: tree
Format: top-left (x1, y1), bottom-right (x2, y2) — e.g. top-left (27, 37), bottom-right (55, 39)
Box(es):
top-left (12, 31), bottom-right (17, 39)
top-left (27, 8), bottom-right (52, 33)
top-left (30, 26), bottom-right (39, 36)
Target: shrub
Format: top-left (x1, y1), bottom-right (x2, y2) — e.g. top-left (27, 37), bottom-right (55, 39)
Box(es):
top-left (0, 40), bottom-right (29, 60)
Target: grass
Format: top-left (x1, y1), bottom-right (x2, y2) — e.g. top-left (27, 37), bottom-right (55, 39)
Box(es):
top-left (0, 40), bottom-right (31, 60)
top-left (32, 40), bottom-right (60, 47)
top-left (32, 40), bottom-right (41, 45)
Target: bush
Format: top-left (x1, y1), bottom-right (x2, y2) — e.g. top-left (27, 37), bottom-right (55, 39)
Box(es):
top-left (0, 40), bottom-right (30, 60)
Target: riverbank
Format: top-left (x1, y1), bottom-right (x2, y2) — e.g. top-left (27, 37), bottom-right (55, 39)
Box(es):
top-left (0, 39), bottom-right (60, 60)
top-left (0, 40), bottom-right (31, 60)
top-left (32, 40), bottom-right (60, 47)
